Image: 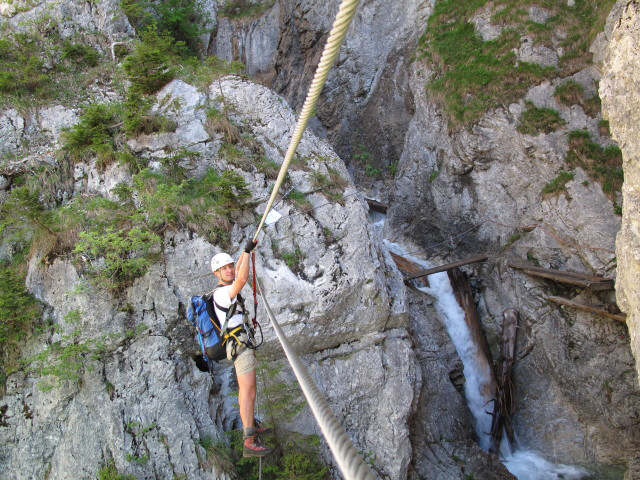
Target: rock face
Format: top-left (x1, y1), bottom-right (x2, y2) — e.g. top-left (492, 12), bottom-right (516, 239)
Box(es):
top-left (214, 0), bottom-right (433, 190)
top-left (381, 33), bottom-right (640, 476)
top-left (0, 76), bottom-right (427, 480)
top-left (599, 0), bottom-right (640, 383)
top-left (3, 0), bottom-right (640, 478)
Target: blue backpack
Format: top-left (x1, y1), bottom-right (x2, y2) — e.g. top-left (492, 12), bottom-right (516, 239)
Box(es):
top-left (186, 289), bottom-right (249, 365)
top-left (187, 293), bottom-right (227, 363)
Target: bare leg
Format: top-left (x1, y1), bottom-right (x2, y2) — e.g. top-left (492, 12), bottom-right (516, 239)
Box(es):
top-left (237, 369), bottom-right (256, 430)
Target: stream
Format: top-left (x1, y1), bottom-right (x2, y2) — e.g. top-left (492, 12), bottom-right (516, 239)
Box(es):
top-left (378, 227), bottom-right (591, 479)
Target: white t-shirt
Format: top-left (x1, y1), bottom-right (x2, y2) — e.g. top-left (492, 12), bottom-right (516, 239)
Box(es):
top-left (213, 285), bottom-right (244, 329)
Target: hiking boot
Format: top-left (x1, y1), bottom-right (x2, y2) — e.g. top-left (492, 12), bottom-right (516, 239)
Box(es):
top-left (243, 435), bottom-right (274, 458)
top-left (254, 418), bottom-right (273, 436)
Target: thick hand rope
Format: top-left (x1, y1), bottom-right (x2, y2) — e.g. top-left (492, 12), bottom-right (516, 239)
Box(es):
top-left (256, 277), bottom-right (376, 480)
top-left (253, 0), bottom-right (362, 242)
top-left (247, 1), bottom-right (374, 476)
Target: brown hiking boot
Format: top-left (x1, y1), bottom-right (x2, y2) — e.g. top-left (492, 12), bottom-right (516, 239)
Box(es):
top-left (243, 435), bottom-right (274, 458)
top-left (254, 418), bottom-right (273, 436)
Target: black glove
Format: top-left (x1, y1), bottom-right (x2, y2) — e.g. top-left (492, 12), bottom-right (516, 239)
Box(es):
top-left (244, 239), bottom-right (257, 253)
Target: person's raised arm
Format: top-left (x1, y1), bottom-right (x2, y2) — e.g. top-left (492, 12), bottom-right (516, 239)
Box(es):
top-left (228, 240), bottom-right (257, 299)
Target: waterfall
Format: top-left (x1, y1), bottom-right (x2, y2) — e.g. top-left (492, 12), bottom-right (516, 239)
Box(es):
top-left (382, 239), bottom-right (591, 480)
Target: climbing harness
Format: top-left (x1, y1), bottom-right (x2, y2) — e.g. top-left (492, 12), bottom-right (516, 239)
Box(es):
top-left (210, 284), bottom-right (263, 360)
top-left (187, 282), bottom-right (263, 368)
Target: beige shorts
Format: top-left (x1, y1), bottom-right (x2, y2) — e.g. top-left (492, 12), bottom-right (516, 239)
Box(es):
top-left (226, 332), bottom-right (256, 376)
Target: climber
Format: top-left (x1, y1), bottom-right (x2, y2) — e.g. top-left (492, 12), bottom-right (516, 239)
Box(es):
top-left (210, 240), bottom-right (274, 458)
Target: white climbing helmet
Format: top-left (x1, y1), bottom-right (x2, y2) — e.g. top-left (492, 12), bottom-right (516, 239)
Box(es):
top-left (211, 252), bottom-right (234, 273)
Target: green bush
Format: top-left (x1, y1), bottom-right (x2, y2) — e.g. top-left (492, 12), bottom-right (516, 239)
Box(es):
top-left (123, 91), bottom-right (177, 137)
top-left (417, 0), bottom-right (616, 126)
top-left (517, 101), bottom-right (566, 135)
top-left (280, 248), bottom-right (304, 275)
top-left (554, 80), bottom-right (601, 117)
top-left (0, 33), bottom-right (49, 97)
top-left (123, 28), bottom-right (183, 95)
top-left (218, 0), bottom-right (274, 20)
top-left (419, 11), bottom-right (555, 125)
top-left (98, 461), bottom-right (136, 480)
top-left (132, 166), bottom-right (251, 246)
top-left (311, 168), bottom-right (348, 204)
top-left (61, 103), bottom-right (122, 167)
top-left (121, 0), bottom-right (208, 54)
top-left (0, 261), bottom-right (42, 387)
top-left (286, 189), bottom-right (311, 211)
top-left (61, 42), bottom-right (101, 68)
top-left (0, 28), bottom-right (108, 108)
top-left (542, 170), bottom-right (574, 196)
top-left (567, 130), bottom-right (623, 196)
top-left (73, 227), bottom-right (162, 291)
top-left (28, 330), bottom-right (90, 391)
top-left (554, 80), bottom-right (584, 107)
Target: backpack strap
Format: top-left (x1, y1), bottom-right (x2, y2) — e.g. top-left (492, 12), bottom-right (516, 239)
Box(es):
top-left (210, 286), bottom-right (246, 334)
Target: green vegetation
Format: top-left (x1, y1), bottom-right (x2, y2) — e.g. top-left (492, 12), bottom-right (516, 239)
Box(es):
top-left (352, 145), bottom-right (381, 177)
top-left (123, 28), bottom-right (184, 96)
top-left (553, 80), bottom-right (601, 117)
top-left (418, 0), bottom-right (616, 126)
top-left (25, 323), bottom-right (147, 391)
top-left (280, 248), bottom-right (305, 275)
top-left (598, 119), bottom-right (611, 137)
top-left (218, 0), bottom-right (274, 20)
top-left (542, 170), bottom-right (574, 196)
top-left (74, 228), bottom-right (162, 290)
top-left (0, 27), bottom-right (107, 108)
top-left (1, 155), bottom-right (251, 292)
top-left (311, 168), bottom-right (348, 204)
top-left (428, 170), bottom-right (439, 183)
top-left (287, 189), bottom-right (312, 211)
top-left (0, 260), bottom-right (42, 387)
top-left (97, 461), bottom-right (136, 480)
top-left (121, 0), bottom-right (209, 54)
top-left (517, 101), bottom-right (565, 135)
top-left (62, 103), bottom-right (122, 167)
top-left (566, 130), bottom-right (623, 197)
top-left (217, 360), bottom-right (328, 479)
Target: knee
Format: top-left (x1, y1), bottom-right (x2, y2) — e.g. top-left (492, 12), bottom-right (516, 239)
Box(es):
top-left (247, 383), bottom-right (257, 401)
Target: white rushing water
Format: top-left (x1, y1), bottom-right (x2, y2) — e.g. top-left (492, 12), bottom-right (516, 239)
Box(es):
top-left (383, 240), bottom-right (591, 480)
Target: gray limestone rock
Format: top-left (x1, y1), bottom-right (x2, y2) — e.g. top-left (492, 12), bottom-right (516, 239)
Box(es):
top-left (472, 5), bottom-right (505, 42)
top-left (599, 0), bottom-right (640, 382)
top-left (0, 109), bottom-right (25, 156)
top-left (516, 36), bottom-right (559, 68)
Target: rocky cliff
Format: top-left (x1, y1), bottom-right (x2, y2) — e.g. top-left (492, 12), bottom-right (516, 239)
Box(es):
top-left (2, 0), bottom-right (640, 479)
top-left (599, 0), bottom-right (640, 387)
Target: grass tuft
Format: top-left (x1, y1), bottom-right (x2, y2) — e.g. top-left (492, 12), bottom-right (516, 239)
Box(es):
top-left (517, 101), bottom-right (565, 135)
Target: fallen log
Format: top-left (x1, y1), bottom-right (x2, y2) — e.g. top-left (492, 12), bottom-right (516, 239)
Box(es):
top-left (509, 262), bottom-right (613, 291)
top-left (405, 255), bottom-right (489, 281)
top-left (448, 268), bottom-right (496, 401)
top-left (489, 309), bottom-right (518, 454)
top-left (365, 198), bottom-right (388, 214)
top-left (548, 296), bottom-right (627, 323)
top-left (389, 251), bottom-right (429, 288)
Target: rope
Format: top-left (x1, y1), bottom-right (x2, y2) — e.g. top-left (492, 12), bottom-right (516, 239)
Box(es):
top-left (256, 277), bottom-right (376, 480)
top-left (253, 0), bottom-right (362, 242)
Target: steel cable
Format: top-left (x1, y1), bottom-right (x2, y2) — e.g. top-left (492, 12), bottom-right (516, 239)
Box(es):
top-left (256, 277), bottom-right (376, 480)
top-left (253, 0), bottom-right (362, 241)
